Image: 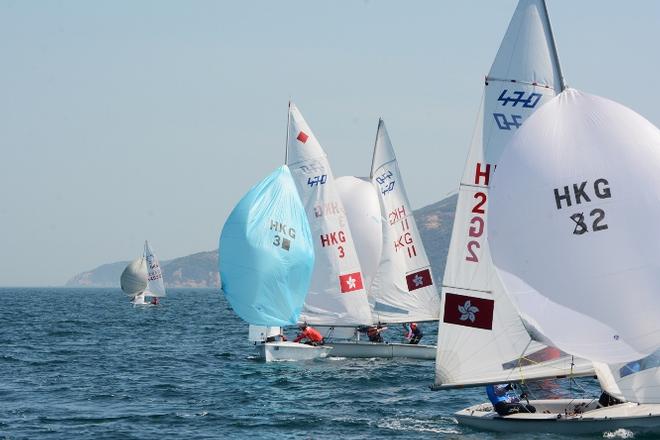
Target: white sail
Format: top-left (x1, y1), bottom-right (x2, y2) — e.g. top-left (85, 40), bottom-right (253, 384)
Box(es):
top-left (596, 350), bottom-right (660, 404)
top-left (143, 240), bottom-right (166, 297)
top-left (286, 103), bottom-right (372, 326)
top-left (434, 0), bottom-right (590, 388)
top-left (335, 176), bottom-right (382, 293)
top-left (120, 257), bottom-right (148, 296)
top-left (489, 88), bottom-right (660, 364)
top-left (369, 120), bottom-right (440, 323)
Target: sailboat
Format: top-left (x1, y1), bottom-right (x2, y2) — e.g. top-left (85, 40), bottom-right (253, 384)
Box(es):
top-left (220, 164), bottom-right (330, 362)
top-left (285, 103), bottom-right (374, 333)
top-left (468, 87), bottom-right (660, 433)
top-left (432, 0), bottom-right (593, 410)
top-left (120, 240), bottom-right (166, 305)
top-left (326, 120), bottom-right (441, 359)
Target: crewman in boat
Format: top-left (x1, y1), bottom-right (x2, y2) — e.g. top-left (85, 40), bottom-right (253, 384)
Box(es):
top-left (403, 322), bottom-right (423, 344)
top-left (293, 323), bottom-right (324, 346)
top-left (151, 297), bottom-right (160, 305)
top-left (366, 325), bottom-right (387, 343)
top-left (486, 383), bottom-right (536, 416)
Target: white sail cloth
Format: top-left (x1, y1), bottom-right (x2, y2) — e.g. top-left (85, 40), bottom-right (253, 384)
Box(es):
top-left (120, 258), bottom-right (148, 296)
top-left (489, 88), bottom-right (660, 364)
top-left (144, 241), bottom-right (166, 297)
top-left (335, 176), bottom-right (382, 292)
top-left (369, 120), bottom-right (440, 323)
top-left (434, 0), bottom-right (590, 388)
top-left (596, 350), bottom-right (660, 404)
top-left (286, 103), bottom-right (372, 326)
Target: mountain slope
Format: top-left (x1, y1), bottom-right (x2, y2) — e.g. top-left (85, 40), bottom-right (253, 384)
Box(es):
top-left (66, 194), bottom-right (458, 288)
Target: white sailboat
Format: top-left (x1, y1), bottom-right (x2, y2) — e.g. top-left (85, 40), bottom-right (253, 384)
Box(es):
top-left (120, 241), bottom-right (166, 306)
top-left (326, 120), bottom-right (440, 359)
top-left (470, 87), bottom-right (660, 433)
top-left (220, 160), bottom-right (330, 362)
top-left (285, 103), bottom-right (374, 331)
top-left (143, 240), bottom-right (166, 305)
top-left (433, 0), bottom-right (593, 406)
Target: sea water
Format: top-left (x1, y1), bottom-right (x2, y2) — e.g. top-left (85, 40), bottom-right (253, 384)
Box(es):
top-left (0, 288), bottom-right (624, 439)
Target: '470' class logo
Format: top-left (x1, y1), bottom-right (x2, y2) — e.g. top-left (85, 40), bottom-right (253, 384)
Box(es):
top-left (493, 89), bottom-right (543, 131)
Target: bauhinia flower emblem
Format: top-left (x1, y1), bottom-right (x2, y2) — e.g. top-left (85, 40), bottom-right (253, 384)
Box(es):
top-left (458, 300), bottom-right (479, 323)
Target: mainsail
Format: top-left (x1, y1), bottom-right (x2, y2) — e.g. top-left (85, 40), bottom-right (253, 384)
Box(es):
top-left (488, 89), bottom-right (660, 364)
top-left (143, 240), bottom-right (166, 297)
top-left (434, 0), bottom-right (592, 389)
top-left (220, 165), bottom-right (315, 326)
top-left (286, 103), bottom-right (372, 326)
top-left (369, 120), bottom-right (440, 323)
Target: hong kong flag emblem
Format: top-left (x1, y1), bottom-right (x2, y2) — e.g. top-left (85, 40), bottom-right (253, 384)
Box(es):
top-left (405, 268), bottom-right (433, 292)
top-left (339, 272), bottom-right (363, 293)
top-left (443, 292), bottom-right (494, 330)
top-left (296, 131), bottom-right (309, 143)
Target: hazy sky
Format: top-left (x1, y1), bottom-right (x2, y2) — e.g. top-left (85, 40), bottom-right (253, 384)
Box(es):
top-left (1, 1), bottom-right (658, 286)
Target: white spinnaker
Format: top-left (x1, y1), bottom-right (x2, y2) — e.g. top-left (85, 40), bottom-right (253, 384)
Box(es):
top-left (286, 103), bottom-right (372, 326)
top-left (335, 176), bottom-right (382, 293)
top-left (369, 120), bottom-right (440, 323)
top-left (489, 89), bottom-right (660, 364)
top-left (144, 241), bottom-right (166, 297)
top-left (434, 0), bottom-right (592, 389)
top-left (120, 258), bottom-right (148, 296)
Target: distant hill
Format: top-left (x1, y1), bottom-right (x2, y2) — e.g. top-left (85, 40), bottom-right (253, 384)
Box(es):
top-left (65, 194), bottom-right (458, 288)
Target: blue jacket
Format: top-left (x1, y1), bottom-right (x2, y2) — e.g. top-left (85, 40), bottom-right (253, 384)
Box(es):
top-left (486, 384), bottom-right (519, 406)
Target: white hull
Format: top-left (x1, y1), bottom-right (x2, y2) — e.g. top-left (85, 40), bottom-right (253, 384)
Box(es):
top-left (456, 399), bottom-right (660, 435)
top-left (255, 341), bottom-right (332, 362)
top-left (327, 341), bottom-right (435, 360)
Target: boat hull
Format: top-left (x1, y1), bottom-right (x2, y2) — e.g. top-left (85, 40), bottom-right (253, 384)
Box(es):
top-left (327, 341), bottom-right (435, 360)
top-left (456, 399), bottom-right (660, 435)
top-left (255, 341), bottom-right (332, 362)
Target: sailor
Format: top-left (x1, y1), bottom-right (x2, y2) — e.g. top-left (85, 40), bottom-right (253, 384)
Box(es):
top-left (293, 323), bottom-right (324, 346)
top-left (486, 383), bottom-right (536, 416)
top-left (366, 325), bottom-right (387, 343)
top-left (403, 322), bottom-right (423, 344)
top-left (151, 297), bottom-right (160, 305)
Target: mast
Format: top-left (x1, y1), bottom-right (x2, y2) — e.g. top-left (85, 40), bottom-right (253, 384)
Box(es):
top-left (541, 0), bottom-right (566, 91)
top-left (369, 119), bottom-right (382, 180)
top-left (284, 101), bottom-right (291, 164)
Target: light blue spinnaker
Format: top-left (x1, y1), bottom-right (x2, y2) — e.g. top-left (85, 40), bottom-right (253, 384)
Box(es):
top-left (219, 165), bottom-right (314, 327)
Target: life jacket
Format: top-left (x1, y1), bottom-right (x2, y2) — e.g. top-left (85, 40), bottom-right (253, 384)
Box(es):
top-left (486, 384), bottom-right (518, 406)
top-left (303, 327), bottom-right (323, 343)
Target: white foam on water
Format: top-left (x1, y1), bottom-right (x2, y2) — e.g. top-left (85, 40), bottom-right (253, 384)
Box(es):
top-left (603, 428), bottom-right (635, 439)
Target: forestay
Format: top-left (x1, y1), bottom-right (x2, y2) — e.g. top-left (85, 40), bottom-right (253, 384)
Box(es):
top-left (286, 103), bottom-right (372, 326)
top-left (335, 176), bottom-right (382, 294)
top-left (435, 0), bottom-right (591, 389)
top-left (219, 165), bottom-right (315, 326)
top-left (369, 120), bottom-right (440, 323)
top-left (120, 258), bottom-right (148, 296)
top-left (144, 241), bottom-right (166, 297)
top-left (489, 89), bottom-right (660, 364)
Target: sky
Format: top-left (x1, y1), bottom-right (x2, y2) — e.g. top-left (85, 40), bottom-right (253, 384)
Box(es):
top-left (1, 1), bottom-right (658, 286)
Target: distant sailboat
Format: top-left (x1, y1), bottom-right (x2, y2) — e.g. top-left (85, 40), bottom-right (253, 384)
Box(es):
top-left (120, 241), bottom-right (166, 306)
top-left (327, 120), bottom-right (441, 359)
top-left (220, 108), bottom-right (330, 362)
top-left (432, 0), bottom-right (592, 394)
